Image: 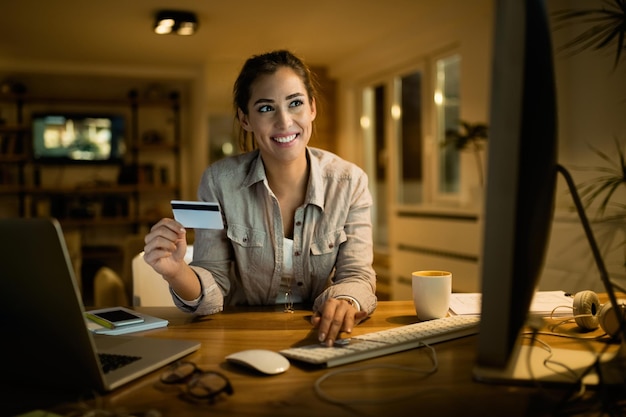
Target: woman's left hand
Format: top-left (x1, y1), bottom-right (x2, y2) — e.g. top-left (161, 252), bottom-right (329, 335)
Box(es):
top-left (310, 298), bottom-right (369, 346)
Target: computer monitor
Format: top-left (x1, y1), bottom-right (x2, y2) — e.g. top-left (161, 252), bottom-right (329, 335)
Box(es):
top-left (474, 0), bottom-right (558, 373)
top-left (473, 0), bottom-right (625, 386)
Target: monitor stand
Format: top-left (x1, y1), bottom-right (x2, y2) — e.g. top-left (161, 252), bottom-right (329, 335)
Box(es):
top-left (473, 337), bottom-right (625, 387)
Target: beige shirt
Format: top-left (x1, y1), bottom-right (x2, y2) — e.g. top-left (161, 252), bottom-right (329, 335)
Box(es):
top-left (174, 147), bottom-right (377, 316)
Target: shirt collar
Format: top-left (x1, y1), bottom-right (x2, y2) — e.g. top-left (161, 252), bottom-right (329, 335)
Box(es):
top-left (305, 148), bottom-right (325, 211)
top-left (242, 149), bottom-right (265, 188)
top-left (242, 148), bottom-right (325, 211)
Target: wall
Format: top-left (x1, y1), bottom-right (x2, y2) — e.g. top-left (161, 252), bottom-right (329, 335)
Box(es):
top-left (549, 0), bottom-right (626, 212)
top-left (330, 0), bottom-right (626, 298)
top-left (540, 0), bottom-right (626, 293)
top-left (329, 0), bottom-right (493, 297)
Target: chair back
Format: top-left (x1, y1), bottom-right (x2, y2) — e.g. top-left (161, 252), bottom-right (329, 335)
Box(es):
top-left (132, 246), bottom-right (193, 306)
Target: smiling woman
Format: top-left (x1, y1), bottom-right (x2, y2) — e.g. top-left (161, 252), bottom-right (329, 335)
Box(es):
top-left (233, 51), bottom-right (318, 153)
top-left (142, 50), bottom-right (378, 348)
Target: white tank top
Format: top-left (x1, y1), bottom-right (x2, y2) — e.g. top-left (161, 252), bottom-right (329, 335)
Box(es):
top-left (275, 238), bottom-right (302, 304)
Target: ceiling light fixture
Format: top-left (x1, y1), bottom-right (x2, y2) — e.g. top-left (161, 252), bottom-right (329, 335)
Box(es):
top-left (154, 10), bottom-right (198, 36)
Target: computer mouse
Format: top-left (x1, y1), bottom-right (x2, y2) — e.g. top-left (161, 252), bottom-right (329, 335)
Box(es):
top-left (225, 349), bottom-right (290, 375)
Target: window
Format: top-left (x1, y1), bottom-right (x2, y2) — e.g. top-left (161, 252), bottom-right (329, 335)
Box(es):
top-left (360, 67), bottom-right (424, 248)
top-left (395, 71), bottom-right (423, 205)
top-left (361, 83), bottom-right (388, 248)
top-left (434, 54), bottom-right (461, 197)
top-left (360, 53), bottom-right (461, 248)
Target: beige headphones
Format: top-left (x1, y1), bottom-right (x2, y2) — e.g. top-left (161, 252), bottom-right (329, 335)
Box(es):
top-left (573, 290), bottom-right (626, 338)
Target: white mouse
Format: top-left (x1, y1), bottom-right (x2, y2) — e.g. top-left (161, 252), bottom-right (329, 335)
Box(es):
top-left (225, 349), bottom-right (290, 375)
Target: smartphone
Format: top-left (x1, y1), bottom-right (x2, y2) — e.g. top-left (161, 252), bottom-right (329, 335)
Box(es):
top-left (86, 309), bottom-right (145, 329)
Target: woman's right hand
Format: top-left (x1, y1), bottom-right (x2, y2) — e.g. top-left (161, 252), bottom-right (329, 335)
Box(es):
top-left (143, 218), bottom-right (189, 281)
top-left (143, 218), bottom-right (202, 301)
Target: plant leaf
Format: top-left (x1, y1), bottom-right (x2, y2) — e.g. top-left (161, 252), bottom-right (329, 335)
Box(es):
top-left (573, 138), bottom-right (626, 216)
top-left (552, 0), bottom-right (626, 68)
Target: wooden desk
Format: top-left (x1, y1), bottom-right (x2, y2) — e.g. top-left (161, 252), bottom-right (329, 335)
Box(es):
top-left (39, 301), bottom-right (623, 416)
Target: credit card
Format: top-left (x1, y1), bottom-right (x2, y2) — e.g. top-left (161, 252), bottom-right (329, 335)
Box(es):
top-left (171, 200), bottom-right (224, 229)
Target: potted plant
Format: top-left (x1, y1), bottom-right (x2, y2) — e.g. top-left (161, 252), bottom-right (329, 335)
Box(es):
top-left (552, 0), bottom-right (625, 217)
top-left (443, 120), bottom-right (488, 187)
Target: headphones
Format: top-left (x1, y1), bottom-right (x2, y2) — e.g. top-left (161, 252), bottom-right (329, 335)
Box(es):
top-left (572, 290), bottom-right (626, 338)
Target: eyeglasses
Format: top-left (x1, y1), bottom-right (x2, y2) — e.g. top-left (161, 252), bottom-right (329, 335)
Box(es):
top-left (160, 361), bottom-right (233, 403)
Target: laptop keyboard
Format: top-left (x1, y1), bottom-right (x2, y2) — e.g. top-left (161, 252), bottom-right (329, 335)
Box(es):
top-left (98, 353), bottom-right (141, 374)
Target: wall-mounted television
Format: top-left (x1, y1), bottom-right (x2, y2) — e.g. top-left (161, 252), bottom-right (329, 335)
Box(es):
top-left (31, 113), bottom-right (125, 164)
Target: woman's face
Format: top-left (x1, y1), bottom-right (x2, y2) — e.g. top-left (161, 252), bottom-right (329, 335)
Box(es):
top-left (238, 66), bottom-right (316, 165)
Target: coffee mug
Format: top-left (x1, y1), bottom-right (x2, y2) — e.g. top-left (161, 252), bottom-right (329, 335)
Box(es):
top-left (412, 270), bottom-right (452, 320)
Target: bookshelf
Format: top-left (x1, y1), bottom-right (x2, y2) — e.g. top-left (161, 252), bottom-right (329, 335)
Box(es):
top-left (0, 87), bottom-right (182, 231)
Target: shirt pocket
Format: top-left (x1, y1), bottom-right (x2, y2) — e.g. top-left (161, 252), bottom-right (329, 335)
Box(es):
top-left (227, 224), bottom-right (266, 267)
top-left (310, 229), bottom-right (347, 255)
top-left (309, 229), bottom-right (347, 276)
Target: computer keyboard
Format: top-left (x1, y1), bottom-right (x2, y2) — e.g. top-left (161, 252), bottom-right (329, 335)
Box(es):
top-left (280, 315), bottom-right (480, 368)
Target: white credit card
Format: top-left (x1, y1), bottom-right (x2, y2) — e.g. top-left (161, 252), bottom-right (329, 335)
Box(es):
top-left (171, 200), bottom-right (224, 229)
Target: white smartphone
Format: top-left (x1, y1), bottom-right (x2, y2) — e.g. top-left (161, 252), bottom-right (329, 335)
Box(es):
top-left (85, 309), bottom-right (145, 329)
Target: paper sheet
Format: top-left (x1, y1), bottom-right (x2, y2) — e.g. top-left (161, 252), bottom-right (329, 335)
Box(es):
top-left (449, 290), bottom-right (574, 317)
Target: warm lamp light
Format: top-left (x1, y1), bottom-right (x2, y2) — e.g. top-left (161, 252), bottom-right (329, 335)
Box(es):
top-left (154, 10), bottom-right (198, 35)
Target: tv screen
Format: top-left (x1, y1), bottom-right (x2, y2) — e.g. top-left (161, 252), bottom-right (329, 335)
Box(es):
top-left (32, 113), bottom-right (125, 163)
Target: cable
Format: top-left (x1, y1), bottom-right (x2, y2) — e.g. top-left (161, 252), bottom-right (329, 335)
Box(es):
top-left (521, 332), bottom-right (588, 402)
top-left (528, 305), bottom-right (612, 340)
top-left (610, 281), bottom-right (626, 295)
top-left (551, 340), bottom-right (622, 417)
top-left (528, 330), bottom-right (608, 341)
top-left (313, 342), bottom-right (438, 406)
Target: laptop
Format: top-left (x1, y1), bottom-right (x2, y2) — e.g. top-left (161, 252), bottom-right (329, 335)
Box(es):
top-left (1, 217), bottom-right (200, 409)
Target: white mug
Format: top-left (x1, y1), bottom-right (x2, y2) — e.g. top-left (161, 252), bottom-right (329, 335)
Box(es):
top-left (412, 270), bottom-right (452, 320)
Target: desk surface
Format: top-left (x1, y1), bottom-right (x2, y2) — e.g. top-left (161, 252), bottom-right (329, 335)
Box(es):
top-left (32, 301), bottom-right (623, 416)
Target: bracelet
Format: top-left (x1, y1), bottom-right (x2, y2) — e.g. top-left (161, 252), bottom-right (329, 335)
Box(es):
top-left (336, 297), bottom-right (358, 310)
